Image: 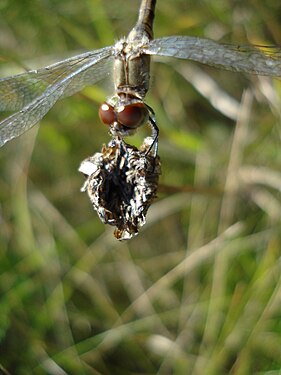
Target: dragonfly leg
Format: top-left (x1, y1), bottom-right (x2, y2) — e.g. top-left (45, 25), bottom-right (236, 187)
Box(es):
top-left (148, 116), bottom-right (159, 157)
top-left (144, 104), bottom-right (159, 157)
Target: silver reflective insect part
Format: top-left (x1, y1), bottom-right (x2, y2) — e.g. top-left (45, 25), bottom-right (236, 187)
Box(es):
top-left (79, 137), bottom-right (161, 240)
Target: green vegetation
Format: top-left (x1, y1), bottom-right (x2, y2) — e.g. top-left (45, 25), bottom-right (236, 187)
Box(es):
top-left (0, 0), bottom-right (281, 373)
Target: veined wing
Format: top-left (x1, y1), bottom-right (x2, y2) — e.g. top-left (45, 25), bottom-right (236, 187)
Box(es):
top-left (144, 36), bottom-right (281, 77)
top-left (0, 46), bottom-right (113, 112)
top-left (0, 47), bottom-right (114, 147)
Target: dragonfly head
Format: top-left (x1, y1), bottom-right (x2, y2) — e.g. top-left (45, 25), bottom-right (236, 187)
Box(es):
top-left (99, 99), bottom-right (149, 137)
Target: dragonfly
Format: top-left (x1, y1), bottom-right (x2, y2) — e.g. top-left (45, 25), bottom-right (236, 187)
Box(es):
top-left (0, 0), bottom-right (281, 151)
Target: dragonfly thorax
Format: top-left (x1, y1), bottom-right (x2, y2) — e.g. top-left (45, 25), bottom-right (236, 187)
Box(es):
top-left (113, 37), bottom-right (151, 99)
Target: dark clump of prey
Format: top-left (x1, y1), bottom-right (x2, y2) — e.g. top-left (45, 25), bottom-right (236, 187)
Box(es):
top-left (79, 137), bottom-right (161, 240)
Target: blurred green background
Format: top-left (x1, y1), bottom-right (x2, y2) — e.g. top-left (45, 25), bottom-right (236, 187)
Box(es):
top-left (0, 0), bottom-right (281, 374)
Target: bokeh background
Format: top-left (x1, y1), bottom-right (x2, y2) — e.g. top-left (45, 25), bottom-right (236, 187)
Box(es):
top-left (0, 0), bottom-right (281, 374)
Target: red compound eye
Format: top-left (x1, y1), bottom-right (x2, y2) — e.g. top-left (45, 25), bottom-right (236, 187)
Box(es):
top-left (99, 103), bottom-right (116, 125)
top-left (117, 103), bottom-right (149, 129)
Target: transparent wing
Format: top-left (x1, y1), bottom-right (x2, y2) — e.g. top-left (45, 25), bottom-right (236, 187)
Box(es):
top-left (0, 47), bottom-right (114, 147)
top-left (0, 46), bottom-right (113, 112)
top-left (145, 36), bottom-right (281, 77)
